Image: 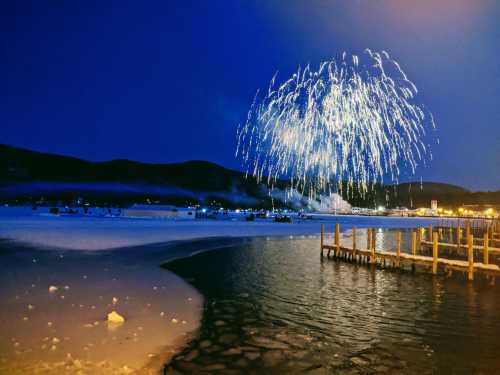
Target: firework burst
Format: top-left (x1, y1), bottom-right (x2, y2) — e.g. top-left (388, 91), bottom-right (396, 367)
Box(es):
top-left (236, 49), bottom-right (435, 198)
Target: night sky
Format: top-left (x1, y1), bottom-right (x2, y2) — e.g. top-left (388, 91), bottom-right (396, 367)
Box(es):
top-left (1, 1), bottom-right (499, 191)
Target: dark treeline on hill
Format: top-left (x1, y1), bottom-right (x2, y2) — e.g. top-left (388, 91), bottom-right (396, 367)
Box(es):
top-left (0, 144), bottom-right (286, 208)
top-left (1, 144), bottom-right (499, 209)
top-left (342, 182), bottom-right (500, 209)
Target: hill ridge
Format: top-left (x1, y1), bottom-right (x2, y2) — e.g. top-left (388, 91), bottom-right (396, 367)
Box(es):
top-left (0, 144), bottom-right (498, 208)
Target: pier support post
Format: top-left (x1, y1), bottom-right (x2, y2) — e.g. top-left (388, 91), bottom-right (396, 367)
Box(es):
top-left (484, 232), bottom-right (489, 265)
top-left (352, 226), bottom-right (357, 262)
top-left (428, 224), bottom-right (433, 241)
top-left (320, 224), bottom-right (324, 258)
top-left (457, 226), bottom-right (462, 250)
top-left (366, 229), bottom-right (372, 263)
top-left (432, 232), bottom-right (438, 274)
top-left (371, 229), bottom-right (376, 252)
top-left (335, 223), bottom-right (340, 258)
top-left (327, 226), bottom-right (332, 258)
top-left (396, 231), bottom-right (401, 267)
top-left (411, 231), bottom-right (417, 272)
top-left (417, 228), bottom-right (422, 253)
top-left (468, 234), bottom-right (474, 281)
top-left (367, 228), bottom-right (371, 250)
top-left (411, 231), bottom-right (417, 256)
top-left (371, 229), bottom-right (376, 262)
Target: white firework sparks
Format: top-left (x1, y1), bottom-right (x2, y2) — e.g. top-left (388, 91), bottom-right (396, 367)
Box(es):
top-left (236, 49), bottom-right (435, 198)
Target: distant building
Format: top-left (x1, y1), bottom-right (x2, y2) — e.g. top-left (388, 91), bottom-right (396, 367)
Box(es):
top-left (122, 204), bottom-right (195, 219)
top-left (431, 200), bottom-right (438, 211)
top-left (459, 204), bottom-right (500, 218)
top-left (387, 207), bottom-right (413, 217)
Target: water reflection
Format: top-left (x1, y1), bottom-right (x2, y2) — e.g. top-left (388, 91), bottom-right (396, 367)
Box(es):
top-left (164, 232), bottom-right (500, 374)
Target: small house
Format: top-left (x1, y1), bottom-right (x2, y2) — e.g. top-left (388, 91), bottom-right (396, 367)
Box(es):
top-left (122, 204), bottom-right (195, 219)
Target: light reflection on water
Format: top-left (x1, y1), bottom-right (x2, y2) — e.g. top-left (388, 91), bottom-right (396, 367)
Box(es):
top-left (164, 231), bottom-right (500, 374)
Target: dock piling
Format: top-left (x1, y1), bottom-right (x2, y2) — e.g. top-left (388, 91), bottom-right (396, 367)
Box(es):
top-left (396, 231), bottom-right (401, 267)
top-left (457, 226), bottom-right (462, 250)
top-left (352, 226), bottom-right (357, 261)
top-left (484, 232), bottom-right (489, 265)
top-left (368, 228), bottom-right (372, 247)
top-left (411, 231), bottom-right (417, 256)
top-left (320, 224), bottom-right (324, 257)
top-left (432, 232), bottom-right (438, 274)
top-left (367, 229), bottom-right (372, 263)
top-left (418, 228), bottom-right (422, 252)
top-left (468, 234), bottom-right (474, 281)
top-left (371, 229), bottom-right (376, 251)
top-left (335, 223), bottom-right (340, 258)
top-left (371, 229), bottom-right (376, 261)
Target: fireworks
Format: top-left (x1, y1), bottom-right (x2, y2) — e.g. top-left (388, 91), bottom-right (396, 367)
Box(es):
top-left (236, 49), bottom-right (435, 198)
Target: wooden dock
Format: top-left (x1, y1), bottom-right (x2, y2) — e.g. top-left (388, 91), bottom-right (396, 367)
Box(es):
top-left (320, 223), bottom-right (500, 283)
top-left (419, 221), bottom-right (500, 257)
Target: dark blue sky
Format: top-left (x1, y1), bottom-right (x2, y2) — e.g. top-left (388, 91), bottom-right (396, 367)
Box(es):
top-left (1, 1), bottom-right (499, 191)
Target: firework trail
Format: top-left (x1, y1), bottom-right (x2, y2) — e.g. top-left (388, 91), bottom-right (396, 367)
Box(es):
top-left (236, 49), bottom-right (435, 198)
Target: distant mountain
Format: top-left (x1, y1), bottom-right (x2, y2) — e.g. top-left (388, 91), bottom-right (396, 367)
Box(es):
top-left (397, 182), bottom-right (468, 195)
top-left (0, 144), bottom-right (498, 209)
top-left (389, 181), bottom-right (500, 208)
top-left (0, 144), bottom-right (276, 207)
top-left (0, 144), bottom-right (249, 191)
top-left (344, 181), bottom-right (500, 209)
top-left (386, 182), bottom-right (470, 208)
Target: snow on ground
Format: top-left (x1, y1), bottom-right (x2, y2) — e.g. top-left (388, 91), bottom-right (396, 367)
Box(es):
top-left (0, 248), bottom-right (203, 374)
top-left (0, 206), bottom-right (444, 251)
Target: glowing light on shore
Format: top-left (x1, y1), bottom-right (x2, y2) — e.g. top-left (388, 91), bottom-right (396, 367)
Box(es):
top-left (236, 50), bottom-right (435, 197)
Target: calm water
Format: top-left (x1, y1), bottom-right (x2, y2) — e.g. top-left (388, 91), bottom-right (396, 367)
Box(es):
top-left (163, 232), bottom-right (500, 374)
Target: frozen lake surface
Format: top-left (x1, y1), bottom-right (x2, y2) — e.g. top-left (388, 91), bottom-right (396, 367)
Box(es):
top-left (0, 206), bottom-right (442, 251)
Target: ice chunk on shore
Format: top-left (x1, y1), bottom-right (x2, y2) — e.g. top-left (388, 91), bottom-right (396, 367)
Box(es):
top-left (48, 286), bottom-right (58, 293)
top-left (107, 311), bottom-right (125, 324)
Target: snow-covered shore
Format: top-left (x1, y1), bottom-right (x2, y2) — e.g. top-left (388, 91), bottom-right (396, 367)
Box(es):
top-left (0, 206), bottom-right (443, 251)
top-left (0, 245), bottom-right (203, 374)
